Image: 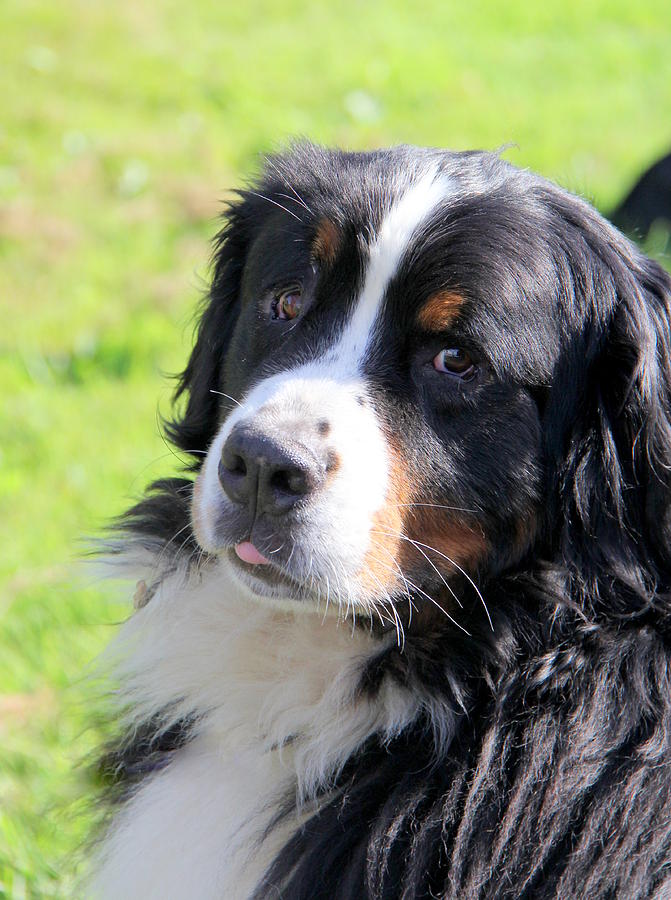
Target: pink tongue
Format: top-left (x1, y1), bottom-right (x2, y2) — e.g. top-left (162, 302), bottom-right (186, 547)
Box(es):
top-left (235, 541), bottom-right (271, 565)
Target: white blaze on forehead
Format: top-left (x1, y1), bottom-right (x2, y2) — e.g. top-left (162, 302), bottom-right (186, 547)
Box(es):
top-left (331, 165), bottom-right (452, 371)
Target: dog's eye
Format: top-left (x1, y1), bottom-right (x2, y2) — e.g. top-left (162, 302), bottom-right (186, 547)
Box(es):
top-left (272, 287), bottom-right (302, 321)
top-left (433, 348), bottom-right (476, 379)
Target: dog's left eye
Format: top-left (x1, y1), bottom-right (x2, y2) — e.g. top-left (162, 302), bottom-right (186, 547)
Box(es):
top-left (433, 347), bottom-right (476, 379)
top-left (271, 287), bottom-right (302, 321)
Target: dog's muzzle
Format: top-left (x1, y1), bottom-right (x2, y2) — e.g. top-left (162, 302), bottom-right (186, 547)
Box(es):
top-left (191, 372), bottom-right (391, 603)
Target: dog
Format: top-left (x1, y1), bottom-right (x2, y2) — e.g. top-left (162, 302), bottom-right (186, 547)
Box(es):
top-left (90, 144), bottom-right (671, 898)
top-left (611, 149), bottom-right (671, 239)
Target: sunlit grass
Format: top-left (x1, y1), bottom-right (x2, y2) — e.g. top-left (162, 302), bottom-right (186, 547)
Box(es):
top-left (2, 0), bottom-right (671, 894)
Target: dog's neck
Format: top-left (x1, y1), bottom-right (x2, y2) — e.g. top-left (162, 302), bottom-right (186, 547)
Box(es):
top-left (107, 556), bottom-right (430, 794)
top-left (91, 555), bottom-right (433, 898)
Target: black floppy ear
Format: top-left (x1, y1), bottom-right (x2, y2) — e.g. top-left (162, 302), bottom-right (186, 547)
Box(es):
top-left (164, 195), bottom-right (253, 464)
top-left (114, 194), bottom-right (262, 554)
top-left (557, 243), bottom-right (671, 620)
top-left (607, 256), bottom-right (671, 561)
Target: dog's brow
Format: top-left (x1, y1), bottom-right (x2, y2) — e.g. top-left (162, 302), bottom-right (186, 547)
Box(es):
top-left (417, 291), bottom-right (465, 332)
top-left (311, 218), bottom-right (341, 265)
top-left (327, 168), bottom-right (453, 370)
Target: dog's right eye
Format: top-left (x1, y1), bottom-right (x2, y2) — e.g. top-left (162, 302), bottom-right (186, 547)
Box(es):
top-left (271, 287), bottom-right (302, 321)
top-left (433, 347), bottom-right (476, 380)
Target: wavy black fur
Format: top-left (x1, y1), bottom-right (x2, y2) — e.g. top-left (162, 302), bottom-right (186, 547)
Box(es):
top-left (255, 583), bottom-right (671, 898)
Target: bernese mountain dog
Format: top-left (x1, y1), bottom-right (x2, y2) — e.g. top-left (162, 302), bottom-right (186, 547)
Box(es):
top-left (91, 144), bottom-right (671, 899)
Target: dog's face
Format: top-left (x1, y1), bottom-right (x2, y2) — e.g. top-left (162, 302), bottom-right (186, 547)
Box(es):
top-left (184, 146), bottom-right (671, 625)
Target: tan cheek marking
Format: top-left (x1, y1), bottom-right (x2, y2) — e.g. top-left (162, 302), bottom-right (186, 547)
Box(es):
top-left (357, 439), bottom-right (413, 596)
top-left (400, 506), bottom-right (487, 574)
top-left (355, 437), bottom-right (487, 601)
top-left (416, 290), bottom-right (464, 332)
top-left (312, 218), bottom-right (341, 265)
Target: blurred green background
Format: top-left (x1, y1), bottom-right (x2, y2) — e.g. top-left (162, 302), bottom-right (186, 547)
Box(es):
top-left (1, 0), bottom-right (670, 895)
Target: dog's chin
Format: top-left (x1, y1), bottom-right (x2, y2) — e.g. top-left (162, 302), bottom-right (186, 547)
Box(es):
top-left (222, 548), bottom-right (319, 608)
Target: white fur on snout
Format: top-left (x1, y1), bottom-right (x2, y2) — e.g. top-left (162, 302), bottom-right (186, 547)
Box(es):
top-left (192, 370), bottom-right (389, 604)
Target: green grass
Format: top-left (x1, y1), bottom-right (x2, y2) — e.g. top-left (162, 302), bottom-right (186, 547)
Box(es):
top-left (2, 0), bottom-right (671, 894)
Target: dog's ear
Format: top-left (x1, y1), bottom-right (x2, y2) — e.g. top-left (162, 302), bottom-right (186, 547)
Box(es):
top-left (554, 229), bottom-right (671, 621)
top-left (164, 195), bottom-right (253, 464)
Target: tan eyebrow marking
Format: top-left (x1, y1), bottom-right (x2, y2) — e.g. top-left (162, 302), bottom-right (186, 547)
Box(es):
top-left (311, 218), bottom-right (341, 265)
top-left (417, 290), bottom-right (465, 331)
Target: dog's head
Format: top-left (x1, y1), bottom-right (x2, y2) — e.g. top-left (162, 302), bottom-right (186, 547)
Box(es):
top-left (175, 145), bottom-right (671, 627)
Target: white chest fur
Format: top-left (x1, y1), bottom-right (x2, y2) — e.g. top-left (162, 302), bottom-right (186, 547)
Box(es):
top-left (89, 561), bottom-right (419, 899)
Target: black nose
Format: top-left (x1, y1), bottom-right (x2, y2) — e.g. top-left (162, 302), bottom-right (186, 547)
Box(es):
top-left (219, 424), bottom-right (327, 516)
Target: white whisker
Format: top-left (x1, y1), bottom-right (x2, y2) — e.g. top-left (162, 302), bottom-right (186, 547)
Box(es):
top-left (365, 546), bottom-right (469, 637)
top-left (277, 191), bottom-right (313, 215)
top-left (246, 190), bottom-right (302, 222)
top-left (392, 502), bottom-right (480, 514)
top-left (407, 536), bottom-right (492, 632)
top-left (373, 529), bottom-right (492, 632)
top-left (369, 535), bottom-right (473, 635)
top-left (376, 532), bottom-right (464, 610)
top-left (209, 389), bottom-right (242, 407)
